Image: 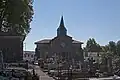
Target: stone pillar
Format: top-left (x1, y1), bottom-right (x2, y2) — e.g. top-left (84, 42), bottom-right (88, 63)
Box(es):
top-left (0, 51), bottom-right (3, 70)
top-left (107, 57), bottom-right (112, 73)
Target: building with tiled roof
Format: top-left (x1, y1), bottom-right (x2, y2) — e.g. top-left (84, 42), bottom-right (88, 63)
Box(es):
top-left (35, 16), bottom-right (84, 63)
top-left (35, 39), bottom-right (83, 44)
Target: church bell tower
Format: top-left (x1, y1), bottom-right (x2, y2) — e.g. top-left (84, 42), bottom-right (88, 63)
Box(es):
top-left (57, 16), bottom-right (67, 36)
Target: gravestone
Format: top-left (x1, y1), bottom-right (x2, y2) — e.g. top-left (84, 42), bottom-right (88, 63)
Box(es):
top-left (100, 57), bottom-right (107, 72)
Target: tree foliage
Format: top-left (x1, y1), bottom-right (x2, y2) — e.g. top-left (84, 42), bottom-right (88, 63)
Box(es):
top-left (101, 45), bottom-right (109, 52)
top-left (116, 40), bottom-right (120, 55)
top-left (102, 41), bottom-right (117, 55)
top-left (100, 41), bottom-right (120, 70)
top-left (108, 41), bottom-right (116, 54)
top-left (0, 0), bottom-right (34, 36)
top-left (85, 38), bottom-right (120, 70)
top-left (86, 38), bottom-right (102, 52)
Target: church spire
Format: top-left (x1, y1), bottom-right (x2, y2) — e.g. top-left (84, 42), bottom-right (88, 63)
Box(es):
top-left (57, 16), bottom-right (67, 36)
top-left (60, 16), bottom-right (64, 27)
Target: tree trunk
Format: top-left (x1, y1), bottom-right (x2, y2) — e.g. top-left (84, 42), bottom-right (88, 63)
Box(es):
top-left (0, 19), bottom-right (2, 32)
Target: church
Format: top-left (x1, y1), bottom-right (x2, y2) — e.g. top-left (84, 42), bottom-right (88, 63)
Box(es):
top-left (35, 16), bottom-right (84, 63)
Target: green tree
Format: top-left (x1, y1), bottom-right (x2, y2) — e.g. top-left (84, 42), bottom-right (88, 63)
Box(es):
top-left (110, 47), bottom-right (120, 69)
top-left (108, 41), bottom-right (116, 55)
top-left (86, 38), bottom-right (102, 52)
top-left (101, 41), bottom-right (120, 70)
top-left (116, 40), bottom-right (120, 56)
top-left (101, 45), bottom-right (109, 52)
top-left (0, 0), bottom-right (34, 36)
top-left (101, 41), bottom-right (116, 55)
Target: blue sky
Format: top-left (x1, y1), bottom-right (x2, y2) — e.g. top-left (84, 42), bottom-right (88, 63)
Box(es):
top-left (24, 0), bottom-right (120, 51)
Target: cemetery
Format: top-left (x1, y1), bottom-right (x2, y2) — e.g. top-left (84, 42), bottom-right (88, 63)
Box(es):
top-left (0, 0), bottom-right (120, 80)
top-left (0, 50), bottom-right (39, 80)
top-left (0, 16), bottom-right (120, 80)
top-left (33, 16), bottom-right (120, 80)
top-left (37, 55), bottom-right (120, 80)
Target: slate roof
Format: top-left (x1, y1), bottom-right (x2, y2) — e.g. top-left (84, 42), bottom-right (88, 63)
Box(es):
top-left (72, 40), bottom-right (83, 44)
top-left (35, 39), bottom-right (83, 44)
top-left (35, 39), bottom-right (51, 44)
